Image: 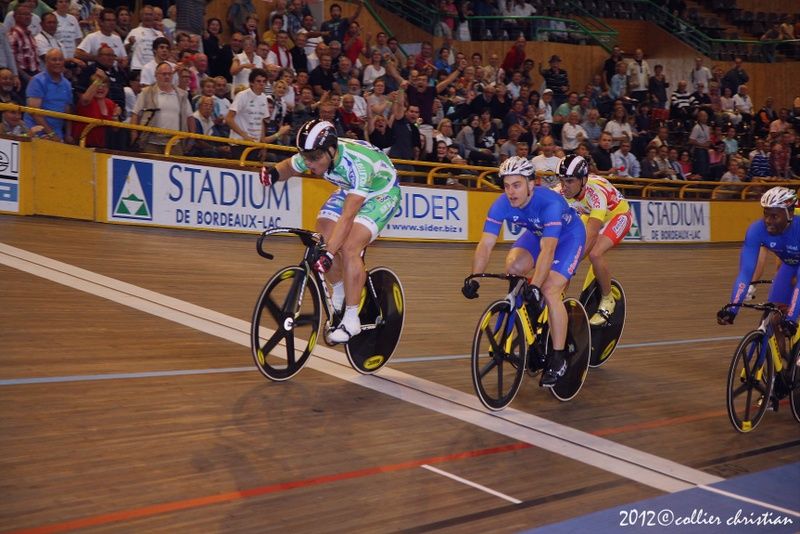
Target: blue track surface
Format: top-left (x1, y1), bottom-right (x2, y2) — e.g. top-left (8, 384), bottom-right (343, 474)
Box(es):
top-left (526, 463), bottom-right (800, 533)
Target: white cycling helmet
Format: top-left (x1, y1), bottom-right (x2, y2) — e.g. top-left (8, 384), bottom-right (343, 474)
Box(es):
top-left (760, 186), bottom-right (797, 210)
top-left (498, 156), bottom-right (535, 179)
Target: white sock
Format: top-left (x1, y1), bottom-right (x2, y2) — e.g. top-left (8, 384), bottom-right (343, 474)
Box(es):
top-left (332, 281), bottom-right (345, 311)
top-left (342, 305), bottom-right (360, 332)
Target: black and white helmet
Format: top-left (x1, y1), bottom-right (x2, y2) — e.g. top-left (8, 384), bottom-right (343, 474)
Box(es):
top-left (498, 156), bottom-right (535, 179)
top-left (296, 119), bottom-right (338, 153)
top-left (558, 154), bottom-right (589, 181)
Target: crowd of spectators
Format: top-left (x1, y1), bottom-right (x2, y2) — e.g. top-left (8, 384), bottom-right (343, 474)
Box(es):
top-left (0, 0), bottom-right (798, 187)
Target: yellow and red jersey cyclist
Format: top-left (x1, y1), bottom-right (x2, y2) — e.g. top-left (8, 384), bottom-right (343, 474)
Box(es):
top-left (557, 154), bottom-right (632, 325)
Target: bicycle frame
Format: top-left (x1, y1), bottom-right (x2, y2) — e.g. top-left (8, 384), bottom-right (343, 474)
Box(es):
top-left (257, 227), bottom-right (336, 325)
top-left (257, 227), bottom-right (384, 332)
top-left (725, 301), bottom-right (790, 389)
top-left (751, 310), bottom-right (785, 378)
top-left (471, 273), bottom-right (539, 352)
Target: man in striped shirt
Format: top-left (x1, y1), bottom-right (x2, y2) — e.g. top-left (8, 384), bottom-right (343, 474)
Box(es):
top-left (8, 5), bottom-right (40, 88)
top-left (668, 80), bottom-right (694, 129)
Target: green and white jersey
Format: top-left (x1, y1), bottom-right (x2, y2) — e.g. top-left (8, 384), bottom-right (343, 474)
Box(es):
top-left (290, 138), bottom-right (399, 198)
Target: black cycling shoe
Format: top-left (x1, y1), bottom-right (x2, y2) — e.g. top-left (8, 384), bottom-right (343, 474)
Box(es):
top-left (540, 350), bottom-right (567, 388)
top-left (526, 344), bottom-right (547, 374)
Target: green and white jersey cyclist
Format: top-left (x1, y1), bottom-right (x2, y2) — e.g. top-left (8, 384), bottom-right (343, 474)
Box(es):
top-left (262, 119), bottom-right (401, 343)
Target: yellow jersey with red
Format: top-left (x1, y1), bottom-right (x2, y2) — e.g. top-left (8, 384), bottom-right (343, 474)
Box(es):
top-left (566, 175), bottom-right (629, 223)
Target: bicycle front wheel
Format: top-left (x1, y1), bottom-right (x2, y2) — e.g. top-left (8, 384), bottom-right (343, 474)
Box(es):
top-left (251, 266), bottom-right (321, 381)
top-left (471, 300), bottom-right (526, 411)
top-left (727, 330), bottom-right (774, 433)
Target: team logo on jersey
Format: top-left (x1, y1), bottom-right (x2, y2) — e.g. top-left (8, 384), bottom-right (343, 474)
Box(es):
top-left (111, 159), bottom-right (153, 220)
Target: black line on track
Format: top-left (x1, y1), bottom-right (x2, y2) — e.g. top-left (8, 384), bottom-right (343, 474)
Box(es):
top-left (392, 479), bottom-right (623, 533)
top-left (394, 439), bottom-right (800, 533)
top-left (694, 439), bottom-right (800, 470)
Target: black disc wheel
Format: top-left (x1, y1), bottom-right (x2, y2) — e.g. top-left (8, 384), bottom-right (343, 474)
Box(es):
top-left (580, 278), bottom-right (626, 367)
top-left (345, 267), bottom-right (405, 374)
top-left (726, 331), bottom-right (774, 433)
top-left (471, 300), bottom-right (526, 410)
top-left (550, 298), bottom-right (592, 402)
top-left (251, 266), bottom-right (321, 381)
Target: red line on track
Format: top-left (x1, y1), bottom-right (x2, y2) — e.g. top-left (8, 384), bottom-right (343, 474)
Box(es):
top-left (7, 443), bottom-right (532, 534)
top-left (12, 402), bottom-right (761, 533)
top-left (591, 409), bottom-right (728, 436)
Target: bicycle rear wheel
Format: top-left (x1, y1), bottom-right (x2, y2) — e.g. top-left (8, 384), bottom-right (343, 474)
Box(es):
top-left (580, 278), bottom-right (626, 367)
top-left (345, 267), bottom-right (405, 374)
top-left (551, 298), bottom-right (592, 402)
top-left (471, 300), bottom-right (526, 410)
top-left (727, 330), bottom-right (774, 433)
top-left (251, 266), bottom-right (321, 381)
top-left (789, 343), bottom-right (800, 424)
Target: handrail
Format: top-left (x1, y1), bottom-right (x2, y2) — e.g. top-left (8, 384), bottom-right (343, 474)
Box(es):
top-left (6, 102), bottom-right (791, 199)
top-left (424, 164), bottom-right (502, 189)
top-left (464, 15), bottom-right (617, 50)
top-left (0, 103), bottom-right (293, 162)
top-left (361, 0), bottom-right (409, 58)
top-left (477, 170), bottom-right (501, 190)
top-left (562, 0), bottom-right (625, 50)
top-left (609, 175), bottom-right (799, 200)
top-left (629, 0), bottom-right (797, 60)
top-left (376, 0), bottom-right (439, 35)
top-left (0, 102), bottom-right (506, 182)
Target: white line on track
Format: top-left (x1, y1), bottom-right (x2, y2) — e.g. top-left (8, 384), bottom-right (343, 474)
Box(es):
top-left (698, 485), bottom-right (800, 518)
top-left (391, 336), bottom-right (744, 364)
top-left (0, 243), bottom-right (723, 494)
top-left (421, 464), bottom-right (522, 504)
top-left (0, 367), bottom-right (255, 386)
top-left (0, 338), bottom-right (746, 385)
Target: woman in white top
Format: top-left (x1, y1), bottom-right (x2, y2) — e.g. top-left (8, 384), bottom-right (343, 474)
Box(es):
top-left (688, 110), bottom-right (711, 176)
top-left (732, 85), bottom-right (753, 124)
top-left (271, 79), bottom-right (291, 125)
top-left (361, 49), bottom-right (386, 92)
top-left (603, 106), bottom-right (632, 149)
top-left (720, 86), bottom-right (740, 125)
top-left (367, 78), bottom-right (391, 118)
top-left (230, 35), bottom-right (263, 93)
top-left (54, 0), bottom-right (82, 59)
top-left (538, 89), bottom-right (554, 123)
top-left (434, 117), bottom-right (456, 147)
top-left (278, 69), bottom-right (295, 109)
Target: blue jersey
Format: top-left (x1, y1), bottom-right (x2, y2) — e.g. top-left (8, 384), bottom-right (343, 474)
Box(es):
top-left (730, 217), bottom-right (800, 320)
top-left (483, 186), bottom-right (583, 240)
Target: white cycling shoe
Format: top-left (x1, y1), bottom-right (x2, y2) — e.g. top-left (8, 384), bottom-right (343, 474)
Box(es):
top-left (590, 294), bottom-right (616, 326)
top-left (328, 318), bottom-right (361, 344)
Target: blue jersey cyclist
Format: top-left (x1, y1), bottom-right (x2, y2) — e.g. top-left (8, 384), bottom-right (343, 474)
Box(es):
top-left (462, 156), bottom-right (587, 387)
top-left (262, 119), bottom-right (401, 343)
top-left (718, 187), bottom-right (800, 346)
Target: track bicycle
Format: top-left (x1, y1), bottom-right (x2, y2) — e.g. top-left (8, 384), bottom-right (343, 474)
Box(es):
top-left (251, 227), bottom-right (405, 381)
top-left (578, 266), bottom-right (627, 367)
top-left (466, 273), bottom-right (592, 410)
top-left (720, 282), bottom-right (800, 432)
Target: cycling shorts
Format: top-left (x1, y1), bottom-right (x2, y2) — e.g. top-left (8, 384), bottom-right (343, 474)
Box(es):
top-left (582, 209), bottom-right (633, 246)
top-left (318, 187), bottom-right (401, 241)
top-left (511, 226), bottom-right (586, 280)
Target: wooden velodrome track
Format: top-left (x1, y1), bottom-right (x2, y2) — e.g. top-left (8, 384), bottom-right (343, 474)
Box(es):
top-left (1, 214), bottom-right (798, 533)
